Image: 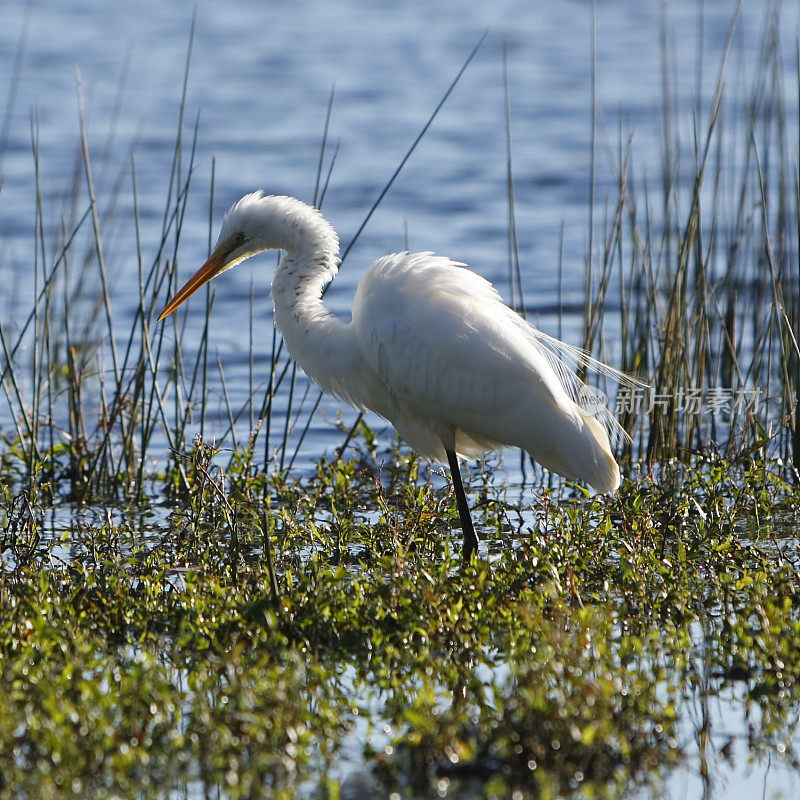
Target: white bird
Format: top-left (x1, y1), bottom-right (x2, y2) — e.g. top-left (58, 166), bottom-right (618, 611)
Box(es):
top-left (159, 191), bottom-right (637, 560)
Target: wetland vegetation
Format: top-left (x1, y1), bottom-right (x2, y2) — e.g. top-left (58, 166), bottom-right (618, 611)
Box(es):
top-left (2, 4), bottom-right (800, 799)
top-left (2, 438), bottom-right (800, 799)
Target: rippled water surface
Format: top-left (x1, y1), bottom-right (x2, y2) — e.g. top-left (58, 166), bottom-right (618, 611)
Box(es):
top-left (3, 0), bottom-right (798, 465)
top-left (2, 2), bottom-right (800, 797)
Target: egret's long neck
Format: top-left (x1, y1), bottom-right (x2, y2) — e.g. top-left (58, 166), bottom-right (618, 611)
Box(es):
top-left (269, 218), bottom-right (354, 398)
top-left (271, 245), bottom-right (340, 334)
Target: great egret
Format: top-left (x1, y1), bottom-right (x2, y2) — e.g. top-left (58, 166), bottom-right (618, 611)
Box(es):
top-left (159, 191), bottom-right (637, 560)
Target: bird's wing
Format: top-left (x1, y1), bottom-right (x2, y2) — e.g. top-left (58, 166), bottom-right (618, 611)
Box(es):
top-left (353, 252), bottom-right (643, 445)
top-left (353, 253), bottom-right (565, 416)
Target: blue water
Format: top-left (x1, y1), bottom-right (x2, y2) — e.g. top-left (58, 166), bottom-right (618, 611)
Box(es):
top-left (2, 1), bottom-right (800, 797)
top-left (3, 0), bottom-right (799, 464)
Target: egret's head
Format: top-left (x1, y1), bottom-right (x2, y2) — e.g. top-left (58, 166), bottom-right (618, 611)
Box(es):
top-left (157, 191), bottom-right (338, 321)
top-left (215, 191), bottom-right (279, 264)
top-left (157, 192), bottom-right (267, 321)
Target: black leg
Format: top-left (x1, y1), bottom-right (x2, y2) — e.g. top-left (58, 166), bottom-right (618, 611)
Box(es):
top-left (446, 449), bottom-right (479, 562)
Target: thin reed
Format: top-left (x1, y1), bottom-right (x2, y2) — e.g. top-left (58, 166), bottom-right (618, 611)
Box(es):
top-left (580, 3), bottom-right (800, 469)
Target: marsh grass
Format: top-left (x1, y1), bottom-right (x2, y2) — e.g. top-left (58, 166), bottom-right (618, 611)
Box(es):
top-left (579, 5), bottom-right (800, 468)
top-left (2, 5), bottom-right (800, 799)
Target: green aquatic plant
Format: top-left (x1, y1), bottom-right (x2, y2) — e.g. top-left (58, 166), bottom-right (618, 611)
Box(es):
top-left (2, 435), bottom-right (800, 798)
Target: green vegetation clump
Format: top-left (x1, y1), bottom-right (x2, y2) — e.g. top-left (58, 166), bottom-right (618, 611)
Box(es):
top-left (1, 435), bottom-right (799, 799)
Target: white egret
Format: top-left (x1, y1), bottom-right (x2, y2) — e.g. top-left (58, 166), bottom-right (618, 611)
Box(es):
top-left (159, 191), bottom-right (637, 560)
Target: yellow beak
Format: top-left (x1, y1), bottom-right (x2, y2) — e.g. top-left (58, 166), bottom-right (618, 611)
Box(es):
top-left (157, 237), bottom-right (237, 321)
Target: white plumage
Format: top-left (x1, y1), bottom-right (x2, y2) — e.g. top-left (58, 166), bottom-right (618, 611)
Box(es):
top-left (159, 191), bottom-right (637, 559)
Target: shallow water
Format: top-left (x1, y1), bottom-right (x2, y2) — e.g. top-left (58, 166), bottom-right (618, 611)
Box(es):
top-left (2, 1), bottom-right (800, 797)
